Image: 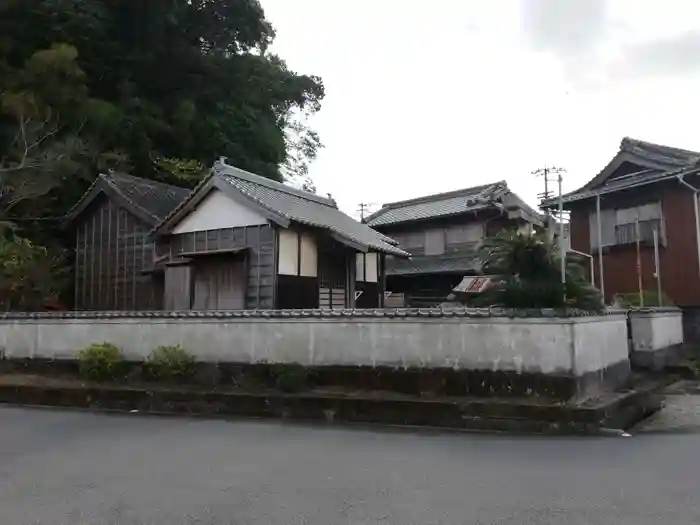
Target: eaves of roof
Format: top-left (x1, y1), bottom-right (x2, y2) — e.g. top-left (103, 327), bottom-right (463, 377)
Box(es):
top-left (541, 166), bottom-right (700, 208)
top-left (63, 172), bottom-right (190, 228)
top-left (364, 182), bottom-right (509, 227)
top-left (63, 175), bottom-right (157, 227)
top-left (151, 159), bottom-right (409, 257)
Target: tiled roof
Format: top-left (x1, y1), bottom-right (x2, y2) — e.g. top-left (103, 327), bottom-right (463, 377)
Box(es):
top-left (386, 252), bottom-right (481, 276)
top-left (217, 164), bottom-right (407, 256)
top-left (542, 137), bottom-right (700, 207)
top-left (154, 159), bottom-right (408, 257)
top-left (543, 165), bottom-right (700, 207)
top-left (365, 181), bottom-right (542, 227)
top-left (65, 171), bottom-right (191, 226)
top-left (619, 137), bottom-right (700, 170)
top-left (0, 307), bottom-right (622, 319)
top-left (103, 172), bottom-right (191, 221)
top-left (365, 182), bottom-right (507, 227)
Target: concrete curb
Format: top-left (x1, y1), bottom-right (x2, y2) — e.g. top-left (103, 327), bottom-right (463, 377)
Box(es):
top-left (0, 380), bottom-right (664, 435)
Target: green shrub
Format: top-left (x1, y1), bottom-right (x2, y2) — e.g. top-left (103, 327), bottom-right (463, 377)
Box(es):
top-left (146, 345), bottom-right (195, 382)
top-left (270, 363), bottom-right (309, 393)
top-left (77, 342), bottom-right (124, 381)
top-left (615, 290), bottom-right (674, 308)
top-left (476, 230), bottom-right (604, 312)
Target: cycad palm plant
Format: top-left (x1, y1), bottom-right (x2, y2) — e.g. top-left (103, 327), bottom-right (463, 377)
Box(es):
top-left (476, 230), bottom-right (604, 312)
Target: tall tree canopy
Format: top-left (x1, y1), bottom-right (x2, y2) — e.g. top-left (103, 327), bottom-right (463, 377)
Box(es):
top-left (0, 0), bottom-right (325, 219)
top-left (0, 0), bottom-right (324, 308)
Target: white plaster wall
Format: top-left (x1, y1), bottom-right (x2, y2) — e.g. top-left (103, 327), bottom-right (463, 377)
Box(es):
top-left (299, 233), bottom-right (318, 278)
top-left (0, 315), bottom-right (628, 376)
top-left (278, 229), bottom-right (299, 275)
top-left (356, 253), bottom-right (378, 283)
top-left (630, 309), bottom-right (684, 352)
top-left (572, 316), bottom-right (629, 374)
top-left (279, 230), bottom-right (318, 278)
top-left (173, 189), bottom-right (267, 234)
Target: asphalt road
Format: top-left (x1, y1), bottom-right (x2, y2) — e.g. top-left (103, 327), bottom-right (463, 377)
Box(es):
top-left (0, 407), bottom-right (698, 524)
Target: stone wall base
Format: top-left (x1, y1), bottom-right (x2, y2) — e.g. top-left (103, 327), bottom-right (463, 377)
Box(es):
top-left (631, 343), bottom-right (688, 371)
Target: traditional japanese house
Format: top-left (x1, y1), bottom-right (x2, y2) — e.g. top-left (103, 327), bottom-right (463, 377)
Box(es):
top-left (541, 137), bottom-right (700, 338)
top-left (150, 159), bottom-right (408, 310)
top-left (64, 172), bottom-right (191, 310)
top-left (364, 182), bottom-right (543, 306)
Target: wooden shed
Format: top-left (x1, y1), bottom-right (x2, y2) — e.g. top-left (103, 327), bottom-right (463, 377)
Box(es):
top-left (151, 159), bottom-right (409, 310)
top-left (64, 172), bottom-right (191, 310)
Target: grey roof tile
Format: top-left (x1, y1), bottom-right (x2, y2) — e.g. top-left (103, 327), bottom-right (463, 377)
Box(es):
top-left (365, 182), bottom-right (504, 227)
top-left (0, 307), bottom-right (619, 319)
top-left (543, 165), bottom-right (700, 208)
top-left (543, 137), bottom-right (700, 207)
top-left (66, 171), bottom-right (191, 226)
top-left (386, 251), bottom-right (481, 276)
top-left (365, 181), bottom-right (542, 228)
top-left (213, 162), bottom-right (408, 257)
top-left (620, 137), bottom-right (700, 169)
top-left (104, 172), bottom-right (191, 221)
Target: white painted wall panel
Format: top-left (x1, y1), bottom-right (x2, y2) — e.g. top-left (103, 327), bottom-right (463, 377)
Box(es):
top-left (173, 189), bottom-right (267, 234)
top-left (630, 309), bottom-right (683, 352)
top-left (445, 223), bottom-right (483, 244)
top-left (278, 229), bottom-right (299, 276)
top-left (365, 253), bottom-right (378, 282)
top-left (356, 253), bottom-right (378, 283)
top-left (424, 229), bottom-right (445, 255)
top-left (0, 315), bottom-right (629, 383)
top-left (299, 233), bottom-right (318, 277)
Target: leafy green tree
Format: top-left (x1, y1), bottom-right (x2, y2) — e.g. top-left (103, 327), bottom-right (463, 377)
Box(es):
top-left (0, 43), bottom-right (111, 228)
top-left (0, 1), bottom-right (325, 305)
top-left (476, 230), bottom-right (604, 311)
top-left (0, 236), bottom-right (68, 311)
top-left (0, 0), bottom-right (324, 190)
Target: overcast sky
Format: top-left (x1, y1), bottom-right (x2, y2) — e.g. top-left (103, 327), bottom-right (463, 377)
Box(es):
top-left (262, 0), bottom-right (700, 217)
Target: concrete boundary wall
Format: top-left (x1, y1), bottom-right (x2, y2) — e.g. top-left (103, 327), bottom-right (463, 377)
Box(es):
top-left (629, 307), bottom-right (684, 370)
top-left (0, 310), bottom-right (629, 383)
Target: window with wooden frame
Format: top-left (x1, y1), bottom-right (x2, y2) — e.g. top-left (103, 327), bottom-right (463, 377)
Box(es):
top-left (589, 201), bottom-right (664, 248)
top-left (445, 223), bottom-right (483, 252)
top-left (390, 230), bottom-right (425, 255)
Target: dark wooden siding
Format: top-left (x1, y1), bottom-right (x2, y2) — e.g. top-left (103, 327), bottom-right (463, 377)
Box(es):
top-left (317, 239), bottom-right (352, 308)
top-left (164, 265), bottom-right (192, 310)
top-left (387, 274), bottom-right (464, 307)
top-left (74, 194), bottom-right (159, 311)
top-left (192, 256), bottom-right (246, 310)
top-left (166, 224), bottom-right (275, 309)
top-left (568, 181), bottom-right (700, 306)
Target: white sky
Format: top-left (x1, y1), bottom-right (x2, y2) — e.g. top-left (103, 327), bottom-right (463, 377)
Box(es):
top-left (262, 0), bottom-right (700, 218)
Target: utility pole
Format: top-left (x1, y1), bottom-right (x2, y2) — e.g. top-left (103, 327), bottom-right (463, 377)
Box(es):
top-left (535, 165), bottom-right (553, 207)
top-left (534, 165), bottom-right (566, 215)
top-left (534, 165), bottom-right (568, 289)
top-left (357, 202), bottom-right (375, 221)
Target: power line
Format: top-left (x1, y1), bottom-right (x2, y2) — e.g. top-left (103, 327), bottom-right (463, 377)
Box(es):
top-left (533, 165), bottom-right (568, 289)
top-left (357, 202), bottom-right (375, 221)
top-left (533, 165), bottom-right (566, 214)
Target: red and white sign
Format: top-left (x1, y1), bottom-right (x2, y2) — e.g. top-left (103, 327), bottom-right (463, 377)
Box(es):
top-left (452, 276), bottom-right (494, 293)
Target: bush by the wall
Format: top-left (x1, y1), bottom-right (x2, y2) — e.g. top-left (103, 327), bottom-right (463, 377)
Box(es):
top-left (146, 345), bottom-right (195, 382)
top-left (614, 290), bottom-right (674, 308)
top-left (77, 342), bottom-right (124, 382)
top-left (476, 230), bottom-right (604, 312)
top-left (270, 363), bottom-right (309, 393)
